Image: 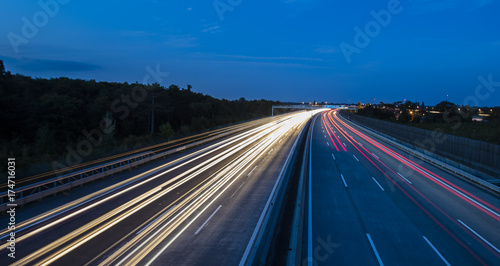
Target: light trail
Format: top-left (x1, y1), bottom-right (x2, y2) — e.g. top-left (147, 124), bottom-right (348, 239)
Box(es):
top-left (12, 110), bottom-right (324, 265)
top-left (328, 110), bottom-right (497, 263)
top-left (331, 111), bottom-right (500, 222)
top-left (2, 113), bottom-right (296, 245)
top-left (321, 110), bottom-right (344, 151)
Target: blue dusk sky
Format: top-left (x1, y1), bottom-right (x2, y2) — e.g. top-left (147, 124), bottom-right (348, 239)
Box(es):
top-left (1, 0), bottom-right (499, 106)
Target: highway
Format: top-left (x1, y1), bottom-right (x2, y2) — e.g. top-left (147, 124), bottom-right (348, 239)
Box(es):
top-left (0, 110), bottom-right (322, 265)
top-left (1, 116), bottom-right (287, 189)
top-left (303, 110), bottom-right (500, 265)
top-left (2, 108), bottom-right (499, 266)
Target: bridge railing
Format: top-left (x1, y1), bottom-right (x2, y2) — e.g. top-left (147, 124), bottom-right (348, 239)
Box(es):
top-left (0, 124), bottom-right (247, 212)
top-left (0, 151), bottom-right (153, 211)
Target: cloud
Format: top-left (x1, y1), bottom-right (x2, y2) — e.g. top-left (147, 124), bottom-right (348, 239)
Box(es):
top-left (164, 35), bottom-right (198, 48)
top-left (189, 59), bottom-right (327, 69)
top-left (201, 25), bottom-right (221, 33)
top-left (314, 46), bottom-right (339, 54)
top-left (119, 30), bottom-right (157, 37)
top-left (215, 54), bottom-right (324, 62)
top-left (2, 57), bottom-right (101, 72)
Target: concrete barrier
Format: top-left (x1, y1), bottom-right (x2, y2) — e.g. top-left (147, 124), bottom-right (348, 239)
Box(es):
top-left (240, 119), bottom-right (311, 266)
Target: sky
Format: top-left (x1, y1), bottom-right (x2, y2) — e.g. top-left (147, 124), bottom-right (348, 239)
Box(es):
top-left (1, 0), bottom-right (499, 106)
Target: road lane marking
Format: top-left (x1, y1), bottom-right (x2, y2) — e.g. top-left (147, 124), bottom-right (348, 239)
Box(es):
top-left (231, 182), bottom-right (245, 198)
top-left (195, 205), bottom-right (222, 234)
top-left (366, 233), bottom-right (384, 266)
top-left (372, 153), bottom-right (379, 159)
top-left (340, 112), bottom-right (500, 220)
top-left (397, 172), bottom-right (412, 184)
top-left (247, 166), bottom-right (257, 177)
top-left (136, 206), bottom-right (176, 235)
top-left (372, 177), bottom-right (384, 191)
top-left (268, 148), bottom-right (274, 154)
top-left (457, 219), bottom-right (500, 254)
top-left (327, 142), bottom-right (329, 146)
top-left (343, 142), bottom-right (346, 147)
top-left (340, 174), bottom-right (347, 187)
top-left (331, 154), bottom-right (335, 160)
top-left (423, 236), bottom-right (450, 266)
top-left (353, 155), bottom-right (359, 161)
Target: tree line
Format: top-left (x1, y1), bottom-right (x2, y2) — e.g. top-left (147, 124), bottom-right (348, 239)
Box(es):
top-left (357, 100), bottom-right (500, 144)
top-left (0, 60), bottom-right (284, 176)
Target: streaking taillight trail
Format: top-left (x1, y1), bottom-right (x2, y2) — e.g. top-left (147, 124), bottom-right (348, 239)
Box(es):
top-left (330, 110), bottom-right (500, 221)
top-left (323, 109), bottom-right (500, 261)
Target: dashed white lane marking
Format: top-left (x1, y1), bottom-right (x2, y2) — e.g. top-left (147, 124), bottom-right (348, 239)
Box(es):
top-left (372, 177), bottom-right (384, 191)
top-left (340, 174), bottom-right (347, 187)
top-left (423, 236), bottom-right (450, 266)
top-left (397, 172), bottom-right (412, 184)
top-left (366, 233), bottom-right (384, 266)
top-left (195, 205), bottom-right (222, 235)
top-left (457, 219), bottom-right (500, 254)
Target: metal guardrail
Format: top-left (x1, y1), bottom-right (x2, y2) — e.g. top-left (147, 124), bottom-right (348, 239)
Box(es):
top-left (0, 125), bottom-right (245, 212)
top-left (0, 152), bottom-right (152, 210)
top-left (342, 112), bottom-right (500, 194)
top-left (345, 112), bottom-right (500, 180)
top-left (272, 105), bottom-right (319, 116)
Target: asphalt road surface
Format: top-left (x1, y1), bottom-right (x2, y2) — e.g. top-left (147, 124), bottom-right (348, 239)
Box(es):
top-left (0, 110), bottom-right (321, 266)
top-left (303, 110), bottom-right (500, 265)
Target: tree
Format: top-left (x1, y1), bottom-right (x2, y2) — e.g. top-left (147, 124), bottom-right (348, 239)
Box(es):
top-left (159, 122), bottom-right (174, 139)
top-left (0, 64), bottom-right (287, 176)
top-left (35, 123), bottom-right (55, 154)
top-left (435, 101), bottom-right (457, 113)
top-left (398, 110), bottom-right (413, 123)
top-left (101, 111), bottom-right (116, 146)
top-left (0, 60), bottom-right (5, 76)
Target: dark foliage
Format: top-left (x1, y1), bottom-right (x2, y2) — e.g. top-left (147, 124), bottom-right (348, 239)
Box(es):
top-left (356, 100), bottom-right (500, 144)
top-left (0, 60), bottom-right (282, 174)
